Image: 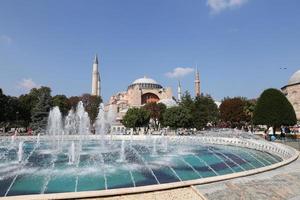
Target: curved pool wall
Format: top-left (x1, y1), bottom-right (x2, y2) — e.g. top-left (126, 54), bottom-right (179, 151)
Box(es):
top-left (0, 135), bottom-right (298, 200)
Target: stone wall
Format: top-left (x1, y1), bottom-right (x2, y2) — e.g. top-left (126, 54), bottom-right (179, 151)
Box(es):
top-left (282, 84), bottom-right (300, 120)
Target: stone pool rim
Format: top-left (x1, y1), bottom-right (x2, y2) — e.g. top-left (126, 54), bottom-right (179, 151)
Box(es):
top-left (0, 135), bottom-right (299, 200)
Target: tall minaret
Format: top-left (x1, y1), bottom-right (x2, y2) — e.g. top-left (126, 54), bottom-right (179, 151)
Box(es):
top-left (91, 54), bottom-right (100, 96)
top-left (97, 73), bottom-right (101, 96)
top-left (177, 80), bottom-right (182, 102)
top-left (194, 66), bottom-right (200, 97)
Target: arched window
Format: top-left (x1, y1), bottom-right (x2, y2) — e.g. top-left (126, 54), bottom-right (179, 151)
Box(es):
top-left (141, 93), bottom-right (160, 104)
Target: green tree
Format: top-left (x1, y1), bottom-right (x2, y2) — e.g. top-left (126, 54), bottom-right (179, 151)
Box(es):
top-left (138, 108), bottom-right (151, 128)
top-left (143, 102), bottom-right (166, 130)
top-left (18, 94), bottom-right (34, 126)
top-left (122, 108), bottom-right (150, 132)
top-left (81, 94), bottom-right (102, 122)
top-left (253, 88), bottom-right (297, 133)
top-left (193, 94), bottom-right (219, 130)
top-left (162, 106), bottom-right (192, 129)
top-left (52, 95), bottom-right (70, 116)
top-left (30, 88), bottom-right (52, 132)
top-left (179, 91), bottom-right (195, 128)
top-left (0, 89), bottom-right (7, 122)
top-left (0, 89), bottom-right (26, 128)
top-left (244, 99), bottom-right (256, 124)
top-left (3, 96), bottom-right (21, 127)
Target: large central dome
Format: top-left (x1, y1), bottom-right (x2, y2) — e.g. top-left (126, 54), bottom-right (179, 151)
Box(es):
top-left (288, 70), bottom-right (300, 85)
top-left (128, 76), bottom-right (162, 90)
top-left (132, 76), bottom-right (158, 84)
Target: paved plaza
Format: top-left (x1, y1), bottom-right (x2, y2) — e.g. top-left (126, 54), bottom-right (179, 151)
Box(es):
top-left (196, 157), bottom-right (300, 200)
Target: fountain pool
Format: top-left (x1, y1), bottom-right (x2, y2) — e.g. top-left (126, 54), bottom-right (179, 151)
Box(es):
top-left (0, 103), bottom-right (297, 198)
top-left (0, 136), bottom-right (284, 197)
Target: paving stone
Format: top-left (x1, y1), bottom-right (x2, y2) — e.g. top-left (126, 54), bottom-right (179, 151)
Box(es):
top-left (196, 158), bottom-right (300, 200)
top-left (80, 187), bottom-right (203, 200)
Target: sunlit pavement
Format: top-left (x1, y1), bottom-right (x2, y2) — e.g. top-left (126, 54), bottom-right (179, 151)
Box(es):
top-left (195, 157), bottom-right (300, 200)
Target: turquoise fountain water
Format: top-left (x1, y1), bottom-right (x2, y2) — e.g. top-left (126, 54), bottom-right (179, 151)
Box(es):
top-left (0, 102), bottom-right (283, 197)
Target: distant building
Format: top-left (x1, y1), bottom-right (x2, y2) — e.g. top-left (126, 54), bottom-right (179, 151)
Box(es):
top-left (107, 76), bottom-right (175, 123)
top-left (281, 70), bottom-right (300, 121)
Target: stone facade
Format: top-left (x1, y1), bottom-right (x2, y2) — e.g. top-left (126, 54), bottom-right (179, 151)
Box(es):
top-left (281, 70), bottom-right (300, 121)
top-left (107, 76), bottom-right (174, 122)
top-left (282, 83), bottom-right (300, 121)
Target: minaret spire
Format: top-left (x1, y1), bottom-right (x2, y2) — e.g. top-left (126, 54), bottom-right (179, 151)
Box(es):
top-left (177, 80), bottom-right (182, 102)
top-left (92, 54), bottom-right (100, 96)
top-left (194, 65), bottom-right (200, 97)
top-left (94, 54), bottom-right (98, 64)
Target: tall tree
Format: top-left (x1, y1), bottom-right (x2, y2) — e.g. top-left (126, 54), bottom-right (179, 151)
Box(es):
top-left (30, 88), bottom-right (52, 132)
top-left (52, 95), bottom-right (70, 116)
top-left (253, 88), bottom-right (297, 133)
top-left (244, 99), bottom-right (257, 124)
top-left (81, 94), bottom-right (102, 123)
top-left (162, 106), bottom-right (192, 129)
top-left (68, 96), bottom-right (81, 110)
top-left (143, 102), bottom-right (166, 130)
top-left (219, 97), bottom-right (249, 128)
top-left (193, 94), bottom-right (219, 129)
top-left (2, 96), bottom-right (21, 126)
top-left (122, 108), bottom-right (150, 132)
top-left (1, 89), bottom-right (30, 127)
top-left (18, 94), bottom-right (34, 126)
top-left (0, 89), bottom-right (6, 122)
top-left (179, 91), bottom-right (195, 127)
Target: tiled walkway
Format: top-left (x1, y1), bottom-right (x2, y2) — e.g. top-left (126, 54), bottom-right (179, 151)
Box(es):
top-left (80, 187), bottom-right (205, 200)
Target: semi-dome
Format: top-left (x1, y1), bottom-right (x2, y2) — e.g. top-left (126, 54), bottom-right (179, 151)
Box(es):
top-left (132, 76), bottom-right (158, 84)
top-left (158, 98), bottom-right (177, 108)
top-left (288, 70), bottom-right (300, 86)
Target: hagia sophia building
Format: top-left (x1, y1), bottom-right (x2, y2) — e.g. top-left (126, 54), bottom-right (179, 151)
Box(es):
top-left (90, 55), bottom-right (201, 128)
top-left (91, 55), bottom-right (300, 126)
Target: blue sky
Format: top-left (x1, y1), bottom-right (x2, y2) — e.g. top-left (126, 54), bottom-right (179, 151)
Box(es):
top-left (0, 0), bottom-right (299, 102)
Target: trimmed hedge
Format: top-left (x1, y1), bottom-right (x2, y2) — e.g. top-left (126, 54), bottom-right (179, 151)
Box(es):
top-left (253, 88), bottom-right (297, 127)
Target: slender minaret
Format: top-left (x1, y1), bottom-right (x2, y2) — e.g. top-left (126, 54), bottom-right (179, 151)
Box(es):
top-left (177, 80), bottom-right (182, 102)
top-left (91, 54), bottom-right (100, 96)
top-left (97, 73), bottom-right (101, 96)
top-left (194, 66), bottom-right (200, 97)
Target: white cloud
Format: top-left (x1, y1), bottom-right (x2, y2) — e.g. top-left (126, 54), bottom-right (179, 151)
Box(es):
top-left (165, 67), bottom-right (194, 78)
top-left (207, 0), bottom-right (248, 14)
top-left (17, 78), bottom-right (40, 91)
top-left (0, 35), bottom-right (13, 44)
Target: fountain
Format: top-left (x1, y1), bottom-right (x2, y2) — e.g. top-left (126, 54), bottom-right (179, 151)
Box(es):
top-left (69, 141), bottom-right (76, 164)
top-left (118, 140), bottom-right (126, 162)
top-left (76, 102), bottom-right (91, 136)
top-left (17, 141), bottom-right (23, 163)
top-left (106, 104), bottom-right (117, 129)
top-left (0, 102), bottom-right (292, 197)
top-left (64, 109), bottom-right (77, 135)
top-left (152, 137), bottom-right (157, 156)
top-left (47, 106), bottom-right (63, 137)
top-left (37, 133), bottom-right (40, 145)
top-left (11, 134), bottom-right (15, 144)
top-left (94, 103), bottom-right (106, 148)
